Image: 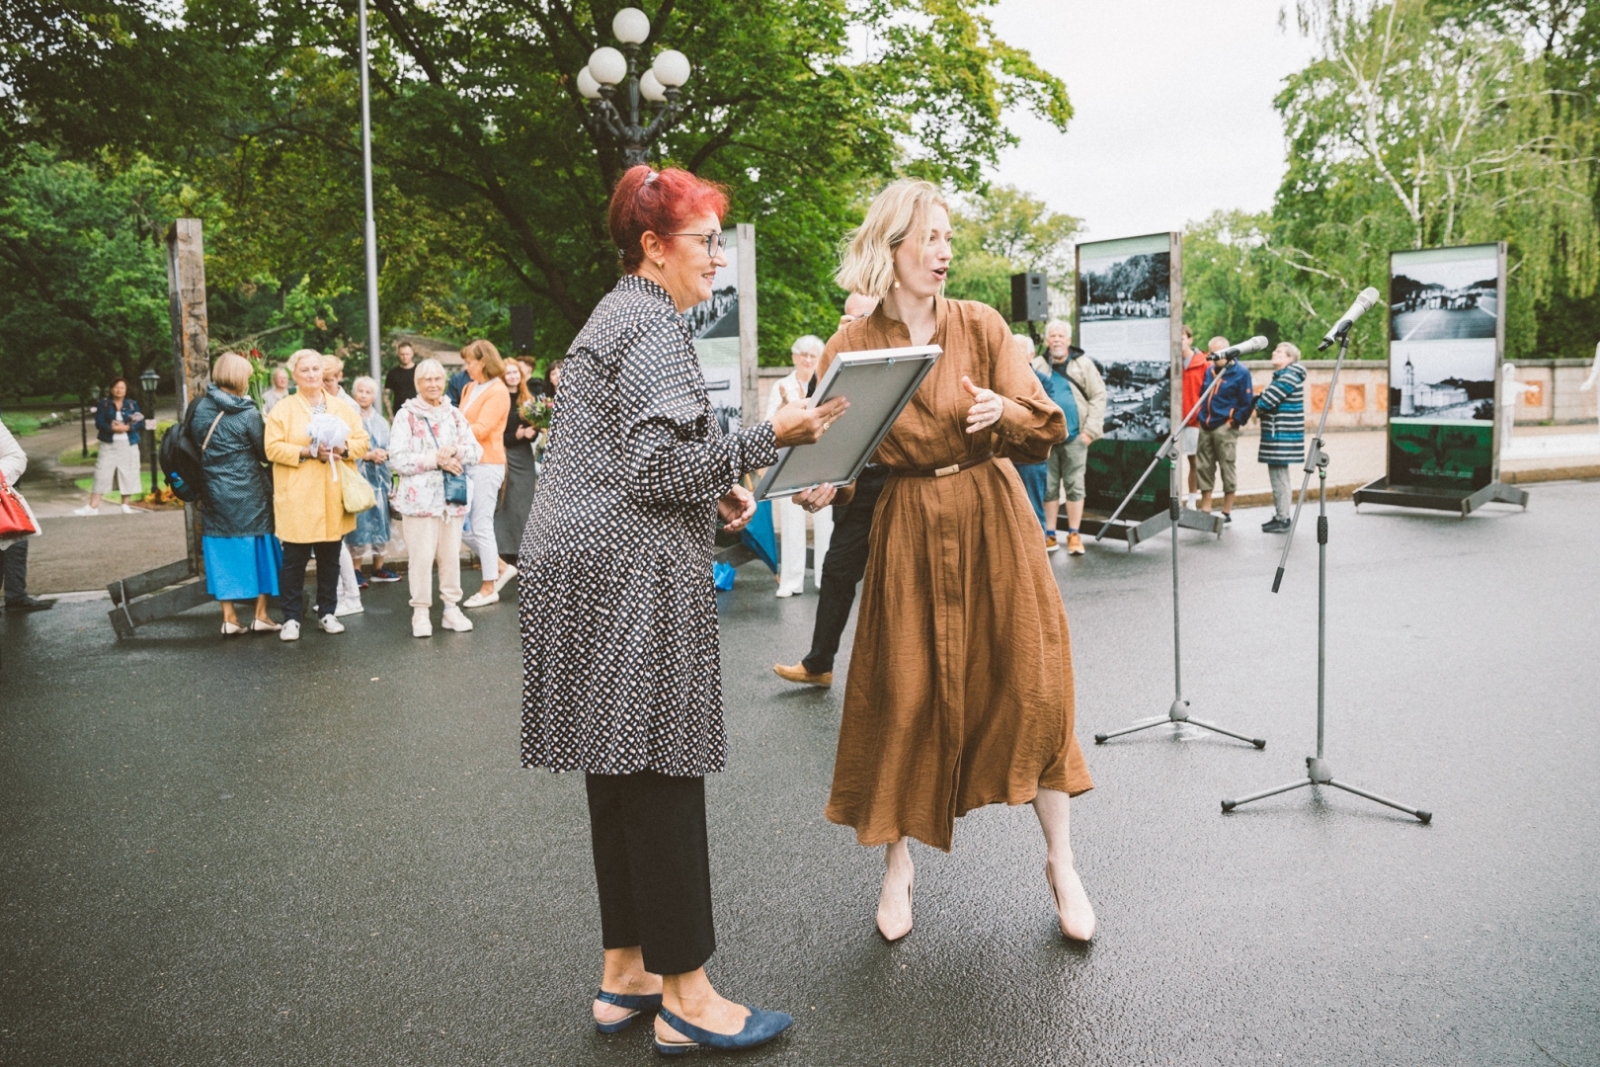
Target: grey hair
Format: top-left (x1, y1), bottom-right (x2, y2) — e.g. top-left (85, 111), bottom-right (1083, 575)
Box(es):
top-left (1045, 319), bottom-right (1071, 335)
top-left (351, 375), bottom-right (379, 396)
top-left (413, 358), bottom-right (447, 386)
top-left (791, 334), bottom-right (825, 357)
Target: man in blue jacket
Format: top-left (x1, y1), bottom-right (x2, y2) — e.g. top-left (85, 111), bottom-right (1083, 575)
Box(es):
top-left (1194, 339), bottom-right (1256, 523)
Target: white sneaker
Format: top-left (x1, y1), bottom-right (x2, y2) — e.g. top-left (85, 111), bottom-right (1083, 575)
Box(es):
top-left (73, 505), bottom-right (100, 516)
top-left (461, 590), bottom-right (498, 608)
top-left (120, 503), bottom-right (135, 514)
top-left (440, 605), bottom-right (473, 632)
top-left (279, 619), bottom-right (301, 642)
top-left (318, 614), bottom-right (345, 634)
top-left (775, 586), bottom-right (801, 598)
top-left (412, 608), bottom-right (433, 638)
top-left (492, 563), bottom-right (519, 594)
top-left (334, 598), bottom-right (364, 617)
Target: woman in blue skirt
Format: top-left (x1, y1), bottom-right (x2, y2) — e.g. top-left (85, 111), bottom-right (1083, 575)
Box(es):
top-left (346, 376), bottom-right (396, 582)
top-left (193, 352), bottom-right (282, 635)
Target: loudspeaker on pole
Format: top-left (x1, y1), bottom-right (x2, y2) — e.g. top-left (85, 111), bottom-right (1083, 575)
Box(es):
top-left (510, 304), bottom-right (534, 353)
top-left (1011, 271), bottom-right (1048, 324)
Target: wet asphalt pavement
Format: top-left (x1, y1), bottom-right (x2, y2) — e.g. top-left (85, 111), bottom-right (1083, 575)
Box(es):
top-left (2, 483), bottom-right (1597, 1066)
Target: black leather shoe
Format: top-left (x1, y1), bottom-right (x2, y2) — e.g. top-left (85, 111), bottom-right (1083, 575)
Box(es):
top-left (5, 596), bottom-right (53, 613)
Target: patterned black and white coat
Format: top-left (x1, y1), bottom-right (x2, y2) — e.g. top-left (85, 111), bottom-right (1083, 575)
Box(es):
top-left (518, 275), bottom-right (778, 777)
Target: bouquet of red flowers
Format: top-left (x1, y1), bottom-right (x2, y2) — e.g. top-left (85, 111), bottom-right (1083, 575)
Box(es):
top-left (518, 396), bottom-right (555, 431)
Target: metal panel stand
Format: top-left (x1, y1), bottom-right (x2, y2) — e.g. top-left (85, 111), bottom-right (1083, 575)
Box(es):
top-left (1093, 375), bottom-right (1264, 749)
top-left (1222, 333), bottom-right (1431, 822)
top-left (1352, 476), bottom-right (1527, 515)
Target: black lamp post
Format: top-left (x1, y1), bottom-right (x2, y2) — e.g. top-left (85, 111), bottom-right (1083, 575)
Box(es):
top-left (140, 366), bottom-right (160, 497)
top-left (575, 7), bottom-right (693, 169)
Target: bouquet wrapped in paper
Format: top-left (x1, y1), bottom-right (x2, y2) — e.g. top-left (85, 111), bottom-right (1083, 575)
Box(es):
top-left (518, 396), bottom-right (556, 431)
top-left (306, 411), bottom-right (350, 451)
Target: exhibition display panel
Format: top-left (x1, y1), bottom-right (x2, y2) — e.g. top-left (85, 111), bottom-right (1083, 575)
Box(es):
top-left (1353, 241), bottom-right (1527, 515)
top-left (1073, 232), bottom-right (1220, 546)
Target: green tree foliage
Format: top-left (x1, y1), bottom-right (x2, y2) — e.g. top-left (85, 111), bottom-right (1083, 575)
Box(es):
top-left (0, 149), bottom-right (176, 399)
top-left (946, 184), bottom-right (1080, 316)
top-left (2, 0), bottom-right (1071, 367)
top-left (1183, 0), bottom-right (1600, 360)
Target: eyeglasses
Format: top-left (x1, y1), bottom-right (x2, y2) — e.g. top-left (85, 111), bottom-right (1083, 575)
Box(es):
top-left (664, 231), bottom-right (728, 258)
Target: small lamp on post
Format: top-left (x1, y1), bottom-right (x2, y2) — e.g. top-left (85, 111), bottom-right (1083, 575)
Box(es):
top-left (139, 366), bottom-right (160, 497)
top-left (575, 7), bottom-right (693, 171)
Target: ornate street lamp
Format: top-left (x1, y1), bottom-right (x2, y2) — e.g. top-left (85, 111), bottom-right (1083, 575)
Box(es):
top-left (575, 7), bottom-right (692, 170)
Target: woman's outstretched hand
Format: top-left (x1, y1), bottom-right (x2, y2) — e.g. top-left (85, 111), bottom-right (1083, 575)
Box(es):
top-left (718, 484), bottom-right (757, 531)
top-left (771, 397), bottom-right (849, 448)
top-left (961, 376), bottom-right (1003, 434)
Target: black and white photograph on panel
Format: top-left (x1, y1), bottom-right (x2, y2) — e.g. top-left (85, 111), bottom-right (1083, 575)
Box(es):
top-left (1389, 339), bottom-right (1497, 421)
top-left (1389, 244), bottom-right (1500, 342)
top-left (681, 237), bottom-right (741, 434)
top-left (1076, 233), bottom-right (1172, 442)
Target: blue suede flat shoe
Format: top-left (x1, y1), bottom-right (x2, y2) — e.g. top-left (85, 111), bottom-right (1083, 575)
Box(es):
top-left (653, 1004), bottom-right (794, 1055)
top-left (593, 989), bottom-right (663, 1034)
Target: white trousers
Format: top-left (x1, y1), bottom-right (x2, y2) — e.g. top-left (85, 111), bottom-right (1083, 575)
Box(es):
top-left (776, 497), bottom-right (832, 596)
top-left (402, 514), bottom-right (464, 609)
top-left (462, 463), bottom-right (505, 585)
top-left (337, 542), bottom-right (361, 604)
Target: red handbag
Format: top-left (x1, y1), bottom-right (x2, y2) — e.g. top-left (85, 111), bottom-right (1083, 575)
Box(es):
top-left (0, 473), bottom-right (38, 538)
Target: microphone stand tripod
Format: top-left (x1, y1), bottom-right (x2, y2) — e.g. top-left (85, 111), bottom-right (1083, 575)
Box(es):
top-left (1220, 332), bottom-right (1431, 822)
top-left (1093, 363), bottom-right (1266, 749)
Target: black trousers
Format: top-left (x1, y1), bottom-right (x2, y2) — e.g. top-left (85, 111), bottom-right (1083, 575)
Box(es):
top-left (585, 771), bottom-right (715, 977)
top-left (0, 538), bottom-right (29, 603)
top-left (802, 466), bottom-right (889, 675)
top-left (278, 540), bottom-right (341, 622)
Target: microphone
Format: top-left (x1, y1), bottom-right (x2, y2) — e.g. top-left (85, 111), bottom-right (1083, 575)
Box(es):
top-left (1213, 336), bottom-right (1269, 361)
top-left (1317, 287), bottom-right (1381, 350)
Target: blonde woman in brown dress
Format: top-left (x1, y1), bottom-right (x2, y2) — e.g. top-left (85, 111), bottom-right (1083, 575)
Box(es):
top-left (820, 179), bottom-right (1097, 942)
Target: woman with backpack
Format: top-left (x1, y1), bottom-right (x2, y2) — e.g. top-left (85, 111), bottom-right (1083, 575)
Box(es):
top-left (192, 352), bottom-right (281, 634)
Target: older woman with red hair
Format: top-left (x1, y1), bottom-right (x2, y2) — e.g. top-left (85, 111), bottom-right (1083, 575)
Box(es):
top-left (517, 165), bottom-right (845, 1055)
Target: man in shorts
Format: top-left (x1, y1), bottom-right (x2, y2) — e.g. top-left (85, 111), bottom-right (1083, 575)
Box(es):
top-left (1194, 337), bottom-right (1257, 523)
top-left (1037, 320), bottom-right (1105, 555)
top-left (1179, 327), bottom-right (1210, 504)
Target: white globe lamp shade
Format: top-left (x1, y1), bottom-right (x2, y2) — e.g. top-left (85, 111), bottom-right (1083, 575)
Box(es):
top-left (652, 49), bottom-right (691, 88)
top-left (639, 70), bottom-right (667, 102)
top-left (576, 66), bottom-right (602, 99)
top-left (588, 46), bottom-right (628, 86)
top-left (612, 7), bottom-right (651, 45)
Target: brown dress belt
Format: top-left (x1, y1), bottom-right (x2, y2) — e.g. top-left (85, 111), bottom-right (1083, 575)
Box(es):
top-left (896, 452), bottom-right (994, 479)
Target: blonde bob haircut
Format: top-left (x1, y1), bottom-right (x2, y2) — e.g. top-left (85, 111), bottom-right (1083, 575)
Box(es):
top-left (286, 348), bottom-right (324, 375)
top-left (835, 179), bottom-right (950, 300)
top-left (413, 358), bottom-right (447, 386)
top-left (459, 338), bottom-right (505, 380)
top-left (211, 352), bottom-right (253, 394)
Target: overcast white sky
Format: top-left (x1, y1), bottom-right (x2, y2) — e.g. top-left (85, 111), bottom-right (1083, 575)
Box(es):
top-left (985, 0), bottom-right (1321, 240)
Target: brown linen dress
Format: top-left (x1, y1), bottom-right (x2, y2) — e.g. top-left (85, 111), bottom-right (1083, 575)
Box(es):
top-left (822, 297), bottom-right (1094, 852)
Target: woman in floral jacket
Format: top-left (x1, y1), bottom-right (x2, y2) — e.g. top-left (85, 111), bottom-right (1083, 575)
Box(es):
top-left (389, 358), bottom-right (482, 638)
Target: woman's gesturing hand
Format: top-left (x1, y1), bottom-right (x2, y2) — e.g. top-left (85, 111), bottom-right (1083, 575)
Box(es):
top-left (771, 397), bottom-right (849, 448)
top-left (961, 376), bottom-right (1003, 434)
top-left (718, 484), bottom-right (757, 531)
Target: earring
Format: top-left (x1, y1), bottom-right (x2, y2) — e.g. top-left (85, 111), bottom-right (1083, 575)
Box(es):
top-left (655, 260), bottom-right (665, 268)
top-left (893, 280), bottom-right (901, 290)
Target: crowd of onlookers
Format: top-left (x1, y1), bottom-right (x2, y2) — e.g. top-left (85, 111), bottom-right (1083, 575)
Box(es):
top-left (1, 317), bottom-right (1309, 630)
